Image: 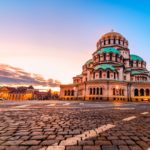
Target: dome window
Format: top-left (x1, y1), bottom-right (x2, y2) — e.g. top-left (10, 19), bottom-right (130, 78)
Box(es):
top-left (107, 71), bottom-right (110, 78)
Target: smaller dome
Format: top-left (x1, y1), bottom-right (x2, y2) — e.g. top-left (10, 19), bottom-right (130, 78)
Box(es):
top-left (85, 59), bottom-right (93, 65)
top-left (96, 47), bottom-right (120, 55)
top-left (130, 54), bottom-right (143, 61)
top-left (94, 64), bottom-right (115, 71)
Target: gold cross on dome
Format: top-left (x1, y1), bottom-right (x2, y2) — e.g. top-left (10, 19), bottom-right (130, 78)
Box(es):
top-left (111, 29), bottom-right (114, 32)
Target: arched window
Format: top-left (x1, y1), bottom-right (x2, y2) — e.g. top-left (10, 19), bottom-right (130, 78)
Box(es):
top-left (114, 72), bottom-right (116, 79)
top-left (122, 89), bottom-right (124, 96)
top-left (93, 88), bottom-right (95, 95)
top-left (104, 53), bottom-right (106, 61)
top-left (117, 72), bottom-right (119, 79)
top-left (140, 89), bottom-right (144, 96)
top-left (120, 56), bottom-right (123, 63)
top-left (108, 39), bottom-right (111, 44)
top-left (113, 38), bottom-right (115, 44)
top-left (146, 89), bottom-right (149, 96)
top-left (71, 90), bottom-right (74, 96)
top-left (99, 71), bottom-right (102, 78)
top-left (90, 88), bottom-right (92, 95)
top-left (119, 89), bottom-right (122, 95)
top-left (122, 41), bottom-right (124, 46)
top-left (107, 71), bottom-right (110, 78)
top-left (136, 61), bottom-right (138, 67)
top-left (68, 90), bottom-right (70, 96)
top-left (131, 61), bottom-right (133, 67)
top-left (110, 53), bottom-right (112, 61)
top-left (141, 61), bottom-right (143, 68)
top-left (93, 72), bottom-right (95, 79)
top-left (113, 88), bottom-right (115, 95)
top-left (104, 40), bottom-right (106, 45)
top-left (134, 89), bottom-right (138, 96)
top-left (64, 90), bottom-right (67, 96)
top-left (115, 54), bottom-right (118, 62)
top-left (100, 88), bottom-right (103, 95)
top-left (96, 88), bottom-right (99, 95)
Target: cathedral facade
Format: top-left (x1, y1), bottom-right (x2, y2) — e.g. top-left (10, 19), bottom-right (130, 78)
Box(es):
top-left (60, 32), bottom-right (150, 101)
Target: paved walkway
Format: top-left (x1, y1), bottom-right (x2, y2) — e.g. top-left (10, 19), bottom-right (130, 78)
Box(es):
top-left (0, 100), bottom-right (150, 150)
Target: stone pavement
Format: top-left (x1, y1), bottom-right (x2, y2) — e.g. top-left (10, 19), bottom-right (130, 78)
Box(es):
top-left (0, 100), bottom-right (150, 150)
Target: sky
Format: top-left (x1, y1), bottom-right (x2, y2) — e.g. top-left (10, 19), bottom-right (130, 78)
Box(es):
top-left (0, 0), bottom-right (150, 89)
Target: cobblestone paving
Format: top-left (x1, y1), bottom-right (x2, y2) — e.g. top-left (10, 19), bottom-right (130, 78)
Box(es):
top-left (0, 101), bottom-right (150, 150)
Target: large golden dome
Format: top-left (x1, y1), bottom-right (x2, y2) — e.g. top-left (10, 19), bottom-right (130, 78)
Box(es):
top-left (96, 31), bottom-right (128, 49)
top-left (101, 31), bottom-right (126, 40)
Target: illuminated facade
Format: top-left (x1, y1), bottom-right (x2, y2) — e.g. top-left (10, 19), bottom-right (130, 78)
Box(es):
top-left (0, 86), bottom-right (34, 101)
top-left (60, 31), bottom-right (150, 101)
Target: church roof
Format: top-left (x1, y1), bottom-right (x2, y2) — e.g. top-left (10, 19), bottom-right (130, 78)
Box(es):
top-left (94, 64), bottom-right (115, 71)
top-left (130, 54), bottom-right (143, 61)
top-left (131, 71), bottom-right (142, 75)
top-left (97, 47), bottom-right (120, 55)
top-left (131, 70), bottom-right (148, 75)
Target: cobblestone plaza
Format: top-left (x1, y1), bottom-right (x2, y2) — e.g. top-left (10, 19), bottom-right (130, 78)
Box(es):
top-left (0, 100), bottom-right (150, 150)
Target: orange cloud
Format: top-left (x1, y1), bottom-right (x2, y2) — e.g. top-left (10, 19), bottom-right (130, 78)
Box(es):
top-left (0, 64), bottom-right (61, 87)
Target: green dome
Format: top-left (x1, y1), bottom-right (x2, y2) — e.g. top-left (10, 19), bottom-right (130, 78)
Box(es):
top-left (96, 47), bottom-right (120, 55)
top-left (130, 54), bottom-right (143, 61)
top-left (94, 64), bottom-right (115, 71)
top-left (85, 59), bottom-right (92, 65)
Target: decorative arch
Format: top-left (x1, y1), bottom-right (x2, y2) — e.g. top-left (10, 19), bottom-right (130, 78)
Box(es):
top-left (68, 90), bottom-right (70, 96)
top-left (113, 88), bottom-right (115, 95)
top-left (110, 53), bottom-right (113, 61)
top-left (100, 87), bottom-right (103, 95)
top-left (107, 70), bottom-right (110, 78)
top-left (114, 72), bottom-right (116, 79)
top-left (103, 53), bottom-right (106, 61)
top-left (71, 90), bottom-right (74, 96)
top-left (146, 89), bottom-right (150, 96)
top-left (99, 70), bottom-right (102, 78)
top-left (89, 88), bottom-right (92, 95)
top-left (134, 89), bottom-right (138, 96)
top-left (64, 90), bottom-right (67, 96)
top-left (96, 88), bottom-right (99, 95)
top-left (140, 89), bottom-right (144, 96)
top-left (93, 88), bottom-right (96, 95)
top-left (115, 54), bottom-right (118, 62)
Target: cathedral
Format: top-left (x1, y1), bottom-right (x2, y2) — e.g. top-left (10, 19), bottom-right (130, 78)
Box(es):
top-left (60, 31), bottom-right (150, 101)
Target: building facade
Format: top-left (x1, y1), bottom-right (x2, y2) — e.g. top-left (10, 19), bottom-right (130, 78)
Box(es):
top-left (60, 31), bottom-right (150, 101)
top-left (0, 86), bottom-right (34, 101)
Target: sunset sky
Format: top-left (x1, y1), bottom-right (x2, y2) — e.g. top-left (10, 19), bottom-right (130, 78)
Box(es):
top-left (0, 0), bottom-right (150, 90)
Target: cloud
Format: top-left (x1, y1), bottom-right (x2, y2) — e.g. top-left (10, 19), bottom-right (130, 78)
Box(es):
top-left (0, 64), bottom-right (61, 87)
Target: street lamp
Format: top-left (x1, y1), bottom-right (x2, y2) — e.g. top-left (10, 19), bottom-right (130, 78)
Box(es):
top-left (116, 85), bottom-right (119, 90)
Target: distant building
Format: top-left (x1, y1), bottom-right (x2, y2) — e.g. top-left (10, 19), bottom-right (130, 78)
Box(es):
top-left (60, 31), bottom-right (150, 101)
top-left (0, 86), bottom-right (53, 101)
top-left (0, 86), bottom-right (34, 100)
